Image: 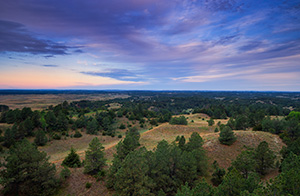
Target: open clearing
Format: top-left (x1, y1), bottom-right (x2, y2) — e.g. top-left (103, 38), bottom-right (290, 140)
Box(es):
top-left (0, 93), bottom-right (129, 110)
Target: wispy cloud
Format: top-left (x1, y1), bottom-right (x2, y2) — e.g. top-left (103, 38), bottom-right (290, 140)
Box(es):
top-left (42, 64), bottom-right (58, 67)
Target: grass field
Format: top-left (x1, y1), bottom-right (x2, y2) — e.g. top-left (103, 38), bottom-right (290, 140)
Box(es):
top-left (0, 94), bottom-right (129, 110)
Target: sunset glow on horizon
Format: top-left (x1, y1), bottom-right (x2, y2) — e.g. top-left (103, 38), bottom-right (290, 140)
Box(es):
top-left (0, 0), bottom-right (299, 91)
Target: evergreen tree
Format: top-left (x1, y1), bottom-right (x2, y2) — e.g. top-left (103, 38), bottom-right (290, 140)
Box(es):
top-left (176, 179), bottom-right (214, 196)
top-left (232, 150), bottom-right (256, 178)
top-left (45, 111), bottom-right (57, 131)
top-left (114, 148), bottom-right (155, 196)
top-left (211, 161), bottom-right (225, 186)
top-left (56, 111), bottom-right (68, 132)
top-left (186, 132), bottom-right (207, 176)
top-left (116, 131), bottom-right (140, 160)
top-left (86, 118), bottom-right (99, 135)
top-left (34, 129), bottom-right (48, 146)
top-left (62, 147), bottom-right (82, 168)
top-left (3, 128), bottom-right (15, 147)
top-left (178, 135), bottom-right (186, 150)
top-left (84, 137), bottom-right (106, 175)
top-left (219, 126), bottom-right (236, 145)
top-left (106, 131), bottom-right (141, 188)
top-left (0, 140), bottom-right (59, 196)
top-left (254, 141), bottom-right (275, 175)
top-left (207, 118), bottom-right (214, 126)
top-left (268, 153), bottom-right (300, 195)
top-left (215, 168), bottom-right (246, 196)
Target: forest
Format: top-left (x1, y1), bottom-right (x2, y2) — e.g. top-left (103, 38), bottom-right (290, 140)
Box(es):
top-left (0, 90), bottom-right (299, 196)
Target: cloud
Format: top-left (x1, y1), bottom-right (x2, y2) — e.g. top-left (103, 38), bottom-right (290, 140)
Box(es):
top-left (0, 20), bottom-right (72, 56)
top-left (42, 64), bottom-right (58, 67)
top-left (80, 69), bottom-right (142, 81)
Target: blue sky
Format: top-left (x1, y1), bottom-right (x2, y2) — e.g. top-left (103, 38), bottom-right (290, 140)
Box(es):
top-left (0, 0), bottom-right (299, 91)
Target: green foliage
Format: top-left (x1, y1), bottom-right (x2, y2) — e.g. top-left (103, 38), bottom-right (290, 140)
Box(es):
top-left (219, 126), bottom-right (236, 145)
top-left (268, 153), bottom-right (300, 195)
top-left (176, 179), bottom-right (214, 196)
top-left (56, 111), bottom-right (68, 132)
top-left (62, 147), bottom-right (82, 168)
top-left (34, 129), bottom-right (48, 146)
top-left (170, 116), bottom-right (188, 125)
top-left (178, 135), bottom-right (186, 150)
top-left (73, 130), bottom-right (82, 138)
top-left (232, 150), bottom-right (256, 178)
top-left (45, 110), bottom-right (57, 131)
top-left (86, 118), bottom-right (99, 135)
top-left (119, 123), bottom-right (126, 129)
top-left (254, 141), bottom-right (275, 175)
top-left (211, 161), bottom-right (225, 186)
top-left (114, 148), bottom-right (155, 196)
top-left (207, 118), bottom-right (214, 126)
top-left (214, 127), bottom-right (219, 132)
top-left (0, 140), bottom-right (59, 196)
top-left (3, 128), bottom-right (16, 147)
top-left (216, 168), bottom-right (259, 196)
top-left (287, 111), bottom-right (300, 120)
top-left (235, 115), bottom-right (249, 130)
top-left (84, 137), bottom-right (106, 175)
top-left (85, 182), bottom-right (92, 189)
top-left (53, 133), bottom-right (61, 140)
top-left (60, 166), bottom-right (71, 181)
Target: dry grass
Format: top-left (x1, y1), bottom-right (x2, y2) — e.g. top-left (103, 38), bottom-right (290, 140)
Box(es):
top-left (202, 131), bottom-right (285, 169)
top-left (40, 132), bottom-right (123, 164)
top-left (0, 94), bottom-right (129, 110)
top-left (56, 168), bottom-right (113, 196)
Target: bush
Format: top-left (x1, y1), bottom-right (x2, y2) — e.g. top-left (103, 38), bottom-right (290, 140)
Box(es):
top-left (62, 147), bottom-right (82, 168)
top-left (119, 124), bottom-right (126, 129)
top-left (169, 116), bottom-right (188, 125)
top-left (53, 133), bottom-right (61, 140)
top-left (60, 166), bottom-right (71, 181)
top-left (85, 182), bottom-right (92, 189)
top-left (118, 134), bottom-right (122, 138)
top-left (74, 131), bottom-right (82, 138)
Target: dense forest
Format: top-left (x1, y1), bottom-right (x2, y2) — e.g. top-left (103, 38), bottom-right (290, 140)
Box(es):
top-left (0, 91), bottom-right (300, 195)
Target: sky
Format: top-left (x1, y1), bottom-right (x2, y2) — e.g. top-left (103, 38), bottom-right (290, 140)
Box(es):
top-left (0, 0), bottom-right (299, 91)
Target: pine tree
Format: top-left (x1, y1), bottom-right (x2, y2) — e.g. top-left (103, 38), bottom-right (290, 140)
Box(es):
top-left (62, 147), bottom-right (82, 168)
top-left (211, 161), bottom-right (225, 186)
top-left (232, 150), bottom-right (256, 179)
top-left (219, 126), bottom-right (236, 145)
top-left (207, 118), bottom-right (214, 126)
top-left (86, 118), bottom-right (99, 135)
top-left (34, 129), bottom-right (48, 146)
top-left (0, 140), bottom-right (59, 196)
top-left (114, 148), bottom-right (155, 196)
top-left (254, 141), bottom-right (275, 175)
top-left (84, 137), bottom-right (106, 175)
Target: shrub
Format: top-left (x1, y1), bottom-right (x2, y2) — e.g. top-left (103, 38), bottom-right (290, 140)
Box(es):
top-left (85, 182), bottom-right (92, 189)
top-left (60, 166), bottom-right (71, 181)
top-left (74, 131), bottom-right (82, 138)
top-left (118, 134), bottom-right (122, 138)
top-left (169, 116), bottom-right (188, 125)
top-left (119, 124), bottom-right (126, 129)
top-left (53, 133), bottom-right (61, 140)
top-left (62, 147), bottom-right (82, 168)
